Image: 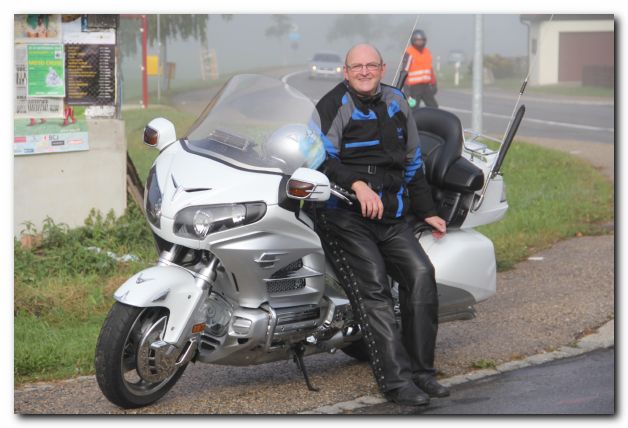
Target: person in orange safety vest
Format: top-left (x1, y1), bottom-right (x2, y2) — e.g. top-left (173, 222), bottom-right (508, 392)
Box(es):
top-left (402, 29), bottom-right (438, 109)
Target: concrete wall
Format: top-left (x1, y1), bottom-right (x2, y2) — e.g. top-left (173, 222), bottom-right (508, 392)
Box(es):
top-left (529, 19), bottom-right (614, 85)
top-left (14, 119), bottom-right (127, 237)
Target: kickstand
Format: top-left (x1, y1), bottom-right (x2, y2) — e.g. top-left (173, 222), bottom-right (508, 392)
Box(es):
top-left (292, 344), bottom-right (320, 392)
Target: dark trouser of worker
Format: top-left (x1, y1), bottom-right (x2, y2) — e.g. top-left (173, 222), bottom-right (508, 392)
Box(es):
top-left (405, 83), bottom-right (439, 108)
top-left (319, 208), bottom-right (439, 393)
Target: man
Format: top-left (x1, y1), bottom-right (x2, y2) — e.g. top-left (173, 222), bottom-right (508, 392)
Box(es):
top-left (402, 29), bottom-right (438, 108)
top-left (314, 43), bottom-right (449, 406)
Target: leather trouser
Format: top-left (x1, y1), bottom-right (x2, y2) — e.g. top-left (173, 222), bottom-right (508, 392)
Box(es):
top-left (321, 208), bottom-right (439, 392)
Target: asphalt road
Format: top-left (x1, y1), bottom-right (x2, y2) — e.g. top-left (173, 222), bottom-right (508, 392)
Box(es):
top-left (351, 347), bottom-right (615, 415)
top-left (283, 70), bottom-right (615, 144)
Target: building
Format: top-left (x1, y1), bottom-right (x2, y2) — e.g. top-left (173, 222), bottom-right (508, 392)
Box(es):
top-left (520, 14), bottom-right (614, 87)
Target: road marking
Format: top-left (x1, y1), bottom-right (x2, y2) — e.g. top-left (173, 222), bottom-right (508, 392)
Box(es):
top-left (441, 105), bottom-right (614, 133)
top-left (281, 70), bottom-right (307, 84)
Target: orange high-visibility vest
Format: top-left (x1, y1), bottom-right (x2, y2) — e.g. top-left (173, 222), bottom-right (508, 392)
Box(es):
top-left (405, 45), bottom-right (435, 85)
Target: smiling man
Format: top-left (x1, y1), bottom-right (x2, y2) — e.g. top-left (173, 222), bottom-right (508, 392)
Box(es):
top-left (314, 43), bottom-right (449, 406)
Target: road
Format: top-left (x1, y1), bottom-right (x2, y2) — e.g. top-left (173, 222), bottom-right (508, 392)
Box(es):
top-left (351, 347), bottom-right (615, 415)
top-left (282, 70), bottom-right (614, 144)
top-left (14, 69), bottom-right (615, 415)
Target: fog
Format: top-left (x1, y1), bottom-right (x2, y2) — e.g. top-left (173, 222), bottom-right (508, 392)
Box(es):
top-left (119, 14), bottom-right (529, 98)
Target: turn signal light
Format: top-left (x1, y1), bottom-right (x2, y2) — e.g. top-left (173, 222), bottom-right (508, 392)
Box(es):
top-left (287, 179), bottom-right (315, 198)
top-left (143, 126), bottom-right (159, 147)
top-left (191, 323), bottom-right (206, 334)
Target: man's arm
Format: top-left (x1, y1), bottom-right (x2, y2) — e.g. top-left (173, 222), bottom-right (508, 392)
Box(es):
top-left (315, 96), bottom-right (362, 191)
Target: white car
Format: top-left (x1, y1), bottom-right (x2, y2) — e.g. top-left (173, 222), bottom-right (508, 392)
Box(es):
top-left (309, 52), bottom-right (343, 79)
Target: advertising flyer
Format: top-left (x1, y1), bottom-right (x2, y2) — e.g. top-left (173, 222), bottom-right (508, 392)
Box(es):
top-left (27, 44), bottom-right (66, 97)
top-left (14, 108), bottom-right (89, 156)
top-left (14, 14), bottom-right (62, 44)
top-left (14, 45), bottom-right (64, 118)
top-left (65, 44), bottom-right (115, 105)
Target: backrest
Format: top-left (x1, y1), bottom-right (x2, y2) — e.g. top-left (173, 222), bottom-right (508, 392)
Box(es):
top-left (413, 107), bottom-right (464, 187)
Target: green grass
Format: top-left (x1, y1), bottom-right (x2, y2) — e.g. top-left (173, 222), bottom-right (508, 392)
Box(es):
top-left (478, 141), bottom-right (614, 270)
top-left (13, 110), bottom-right (613, 384)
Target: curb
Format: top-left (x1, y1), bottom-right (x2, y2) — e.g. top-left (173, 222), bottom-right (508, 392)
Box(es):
top-left (299, 319), bottom-right (614, 414)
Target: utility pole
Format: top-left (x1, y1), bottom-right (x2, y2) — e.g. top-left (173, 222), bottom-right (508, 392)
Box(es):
top-left (471, 14), bottom-right (483, 133)
top-left (157, 14), bottom-right (161, 101)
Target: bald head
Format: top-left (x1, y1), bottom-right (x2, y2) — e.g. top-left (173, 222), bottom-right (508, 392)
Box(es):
top-left (343, 43), bottom-right (387, 96)
top-left (345, 43), bottom-right (383, 65)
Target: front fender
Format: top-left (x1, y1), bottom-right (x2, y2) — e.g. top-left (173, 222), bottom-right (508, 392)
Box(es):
top-left (113, 265), bottom-right (206, 345)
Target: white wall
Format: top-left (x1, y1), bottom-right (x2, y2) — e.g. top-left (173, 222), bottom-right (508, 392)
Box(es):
top-left (14, 119), bottom-right (127, 237)
top-left (530, 19), bottom-right (614, 85)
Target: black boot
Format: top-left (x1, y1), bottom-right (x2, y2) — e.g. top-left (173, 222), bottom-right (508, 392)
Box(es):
top-left (385, 383), bottom-right (430, 406)
top-left (414, 374), bottom-right (450, 398)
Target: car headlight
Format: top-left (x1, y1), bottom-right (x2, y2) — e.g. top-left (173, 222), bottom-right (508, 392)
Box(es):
top-left (336, 66), bottom-right (342, 73)
top-left (145, 166), bottom-right (162, 228)
top-left (174, 202), bottom-right (267, 239)
top-left (312, 65), bottom-right (317, 70)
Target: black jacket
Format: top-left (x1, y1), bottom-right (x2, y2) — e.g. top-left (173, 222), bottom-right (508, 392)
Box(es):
top-left (315, 80), bottom-right (436, 220)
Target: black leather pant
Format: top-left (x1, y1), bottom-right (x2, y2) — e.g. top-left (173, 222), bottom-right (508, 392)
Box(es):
top-left (322, 208), bottom-right (439, 392)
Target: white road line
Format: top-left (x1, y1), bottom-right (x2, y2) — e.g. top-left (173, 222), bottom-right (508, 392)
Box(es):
top-left (281, 70), bottom-right (307, 84)
top-left (441, 105), bottom-right (614, 133)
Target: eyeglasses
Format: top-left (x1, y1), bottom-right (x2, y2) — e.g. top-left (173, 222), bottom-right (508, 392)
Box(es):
top-left (345, 62), bottom-right (383, 73)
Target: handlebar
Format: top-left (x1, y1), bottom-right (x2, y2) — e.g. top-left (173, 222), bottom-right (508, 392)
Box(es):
top-left (329, 183), bottom-right (356, 206)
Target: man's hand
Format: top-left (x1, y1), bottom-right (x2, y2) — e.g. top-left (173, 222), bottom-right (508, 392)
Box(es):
top-left (424, 215), bottom-right (446, 239)
top-left (351, 181), bottom-right (384, 220)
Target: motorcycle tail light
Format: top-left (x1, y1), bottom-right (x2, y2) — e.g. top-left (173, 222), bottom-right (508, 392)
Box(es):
top-left (287, 179), bottom-right (315, 198)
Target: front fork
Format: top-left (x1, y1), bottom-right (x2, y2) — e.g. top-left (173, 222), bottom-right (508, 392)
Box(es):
top-left (151, 245), bottom-right (219, 367)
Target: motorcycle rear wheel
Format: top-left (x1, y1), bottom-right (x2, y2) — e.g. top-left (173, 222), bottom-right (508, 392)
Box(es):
top-left (95, 302), bottom-right (188, 408)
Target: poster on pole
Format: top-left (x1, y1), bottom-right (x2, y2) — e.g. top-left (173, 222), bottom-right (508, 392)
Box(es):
top-left (14, 45), bottom-right (63, 118)
top-left (14, 14), bottom-right (62, 44)
top-left (27, 44), bottom-right (66, 97)
top-left (65, 44), bottom-right (115, 105)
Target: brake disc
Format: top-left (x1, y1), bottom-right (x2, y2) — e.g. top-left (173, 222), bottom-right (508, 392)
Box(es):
top-left (136, 315), bottom-right (178, 383)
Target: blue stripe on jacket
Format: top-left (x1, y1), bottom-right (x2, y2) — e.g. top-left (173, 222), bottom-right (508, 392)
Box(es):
top-left (344, 139), bottom-right (380, 149)
top-left (351, 108), bottom-right (377, 120)
top-left (404, 146), bottom-right (424, 183)
top-left (395, 185), bottom-right (405, 217)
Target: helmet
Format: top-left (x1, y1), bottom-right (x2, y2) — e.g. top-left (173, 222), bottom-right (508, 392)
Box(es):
top-left (411, 29), bottom-right (427, 42)
top-left (263, 123), bottom-right (326, 174)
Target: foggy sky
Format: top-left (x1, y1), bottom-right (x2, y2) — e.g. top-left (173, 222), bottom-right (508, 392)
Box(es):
top-left (120, 14), bottom-right (528, 87)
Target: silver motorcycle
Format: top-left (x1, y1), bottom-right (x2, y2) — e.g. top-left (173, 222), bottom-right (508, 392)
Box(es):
top-left (95, 74), bottom-right (524, 408)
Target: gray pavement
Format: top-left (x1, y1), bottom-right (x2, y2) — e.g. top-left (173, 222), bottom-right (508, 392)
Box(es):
top-left (13, 68), bottom-right (615, 415)
top-left (350, 347), bottom-right (615, 415)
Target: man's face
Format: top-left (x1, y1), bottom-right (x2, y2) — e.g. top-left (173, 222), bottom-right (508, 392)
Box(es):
top-left (412, 38), bottom-right (426, 49)
top-left (344, 46), bottom-right (386, 96)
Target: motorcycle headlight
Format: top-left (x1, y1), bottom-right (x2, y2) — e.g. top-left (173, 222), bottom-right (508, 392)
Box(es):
top-left (145, 166), bottom-right (162, 228)
top-left (173, 202), bottom-right (267, 239)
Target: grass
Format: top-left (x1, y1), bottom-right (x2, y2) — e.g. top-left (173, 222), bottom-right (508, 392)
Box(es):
top-left (478, 141), bottom-right (614, 270)
top-left (13, 106), bottom-right (613, 385)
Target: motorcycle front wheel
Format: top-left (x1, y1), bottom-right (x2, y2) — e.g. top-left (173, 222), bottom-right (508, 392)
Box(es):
top-left (95, 302), bottom-right (188, 408)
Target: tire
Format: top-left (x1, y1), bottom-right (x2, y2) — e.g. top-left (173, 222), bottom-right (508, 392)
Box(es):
top-left (95, 302), bottom-right (187, 408)
top-left (341, 339), bottom-right (370, 362)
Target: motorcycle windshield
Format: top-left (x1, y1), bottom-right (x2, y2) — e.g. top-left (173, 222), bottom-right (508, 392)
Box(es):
top-left (185, 74), bottom-right (326, 175)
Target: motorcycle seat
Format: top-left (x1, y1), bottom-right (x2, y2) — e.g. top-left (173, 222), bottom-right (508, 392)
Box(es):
top-left (413, 107), bottom-right (484, 193)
